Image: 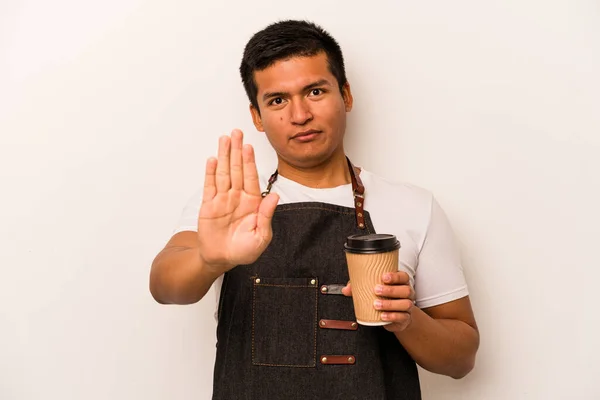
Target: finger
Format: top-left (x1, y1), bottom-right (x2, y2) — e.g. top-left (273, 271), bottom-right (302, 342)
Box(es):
top-left (382, 312), bottom-right (411, 327)
top-left (230, 130), bottom-right (243, 190)
top-left (375, 284), bottom-right (415, 300)
top-left (202, 157), bottom-right (218, 202)
top-left (341, 282), bottom-right (352, 297)
top-left (257, 192), bottom-right (280, 240)
top-left (374, 298), bottom-right (414, 313)
top-left (242, 144), bottom-right (261, 196)
top-left (216, 136), bottom-right (231, 192)
top-left (382, 271), bottom-right (410, 285)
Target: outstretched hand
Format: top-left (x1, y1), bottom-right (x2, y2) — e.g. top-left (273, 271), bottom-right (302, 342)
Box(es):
top-left (197, 129), bottom-right (280, 274)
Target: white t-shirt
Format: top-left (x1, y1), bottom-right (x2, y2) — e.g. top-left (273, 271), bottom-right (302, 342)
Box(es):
top-left (174, 168), bottom-right (469, 311)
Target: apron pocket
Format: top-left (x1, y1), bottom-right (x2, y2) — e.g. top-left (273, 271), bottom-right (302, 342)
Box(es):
top-left (252, 276), bottom-right (318, 367)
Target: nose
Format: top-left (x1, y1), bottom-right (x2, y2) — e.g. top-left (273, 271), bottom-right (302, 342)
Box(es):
top-left (290, 98), bottom-right (313, 125)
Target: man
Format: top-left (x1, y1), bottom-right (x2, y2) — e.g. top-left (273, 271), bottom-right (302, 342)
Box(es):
top-left (150, 20), bottom-right (479, 399)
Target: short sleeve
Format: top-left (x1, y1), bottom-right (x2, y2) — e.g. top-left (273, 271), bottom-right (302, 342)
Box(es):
top-left (172, 189), bottom-right (203, 234)
top-left (414, 197), bottom-right (469, 308)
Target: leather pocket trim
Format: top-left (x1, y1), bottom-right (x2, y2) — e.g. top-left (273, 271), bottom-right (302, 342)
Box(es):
top-left (318, 319), bottom-right (358, 331)
top-left (320, 355), bottom-right (356, 365)
top-left (320, 284), bottom-right (345, 295)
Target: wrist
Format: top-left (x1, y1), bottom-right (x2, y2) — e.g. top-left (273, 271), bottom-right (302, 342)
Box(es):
top-left (197, 251), bottom-right (232, 279)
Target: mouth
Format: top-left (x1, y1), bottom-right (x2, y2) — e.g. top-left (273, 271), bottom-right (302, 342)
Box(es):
top-left (291, 129), bottom-right (322, 142)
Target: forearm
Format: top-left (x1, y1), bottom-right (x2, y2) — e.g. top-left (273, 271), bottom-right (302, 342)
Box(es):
top-left (150, 246), bottom-right (222, 305)
top-left (395, 306), bottom-right (480, 379)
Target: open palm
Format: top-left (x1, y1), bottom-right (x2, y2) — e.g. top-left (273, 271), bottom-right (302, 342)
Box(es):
top-left (197, 130), bottom-right (279, 271)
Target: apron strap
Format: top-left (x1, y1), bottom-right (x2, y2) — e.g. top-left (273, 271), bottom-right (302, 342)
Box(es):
top-left (261, 156), bottom-right (366, 230)
top-left (347, 157), bottom-right (366, 230)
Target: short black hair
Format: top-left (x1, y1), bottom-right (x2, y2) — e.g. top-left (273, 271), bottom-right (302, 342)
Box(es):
top-left (240, 20), bottom-right (347, 111)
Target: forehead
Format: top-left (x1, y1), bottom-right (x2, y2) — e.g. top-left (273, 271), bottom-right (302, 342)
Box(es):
top-left (253, 53), bottom-right (336, 94)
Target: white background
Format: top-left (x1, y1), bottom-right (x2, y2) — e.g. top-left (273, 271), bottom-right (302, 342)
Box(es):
top-left (1, 1), bottom-right (599, 399)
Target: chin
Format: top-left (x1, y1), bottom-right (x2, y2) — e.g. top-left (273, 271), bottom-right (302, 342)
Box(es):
top-left (282, 150), bottom-right (337, 169)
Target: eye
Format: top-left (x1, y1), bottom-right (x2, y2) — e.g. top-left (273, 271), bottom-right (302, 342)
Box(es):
top-left (309, 88), bottom-right (323, 96)
top-left (269, 97), bottom-right (284, 106)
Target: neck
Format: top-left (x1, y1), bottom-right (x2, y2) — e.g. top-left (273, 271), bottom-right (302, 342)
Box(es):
top-left (277, 150), bottom-right (352, 188)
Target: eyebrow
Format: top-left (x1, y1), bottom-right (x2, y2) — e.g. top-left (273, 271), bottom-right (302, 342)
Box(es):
top-left (262, 79), bottom-right (333, 102)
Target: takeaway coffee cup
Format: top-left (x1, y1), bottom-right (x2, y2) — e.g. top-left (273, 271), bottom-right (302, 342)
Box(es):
top-left (344, 234), bottom-right (401, 326)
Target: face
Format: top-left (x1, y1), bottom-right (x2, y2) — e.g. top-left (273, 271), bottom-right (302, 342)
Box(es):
top-left (250, 52), bottom-right (353, 169)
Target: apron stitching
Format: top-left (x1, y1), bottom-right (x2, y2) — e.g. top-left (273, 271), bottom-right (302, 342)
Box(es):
top-left (313, 282), bottom-right (318, 367)
top-left (255, 284), bottom-right (315, 288)
top-left (252, 363), bottom-right (316, 368)
top-left (251, 281), bottom-right (256, 364)
top-left (275, 206), bottom-right (355, 215)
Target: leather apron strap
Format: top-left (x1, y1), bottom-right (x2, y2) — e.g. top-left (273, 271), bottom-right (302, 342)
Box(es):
top-left (261, 156), bottom-right (366, 230)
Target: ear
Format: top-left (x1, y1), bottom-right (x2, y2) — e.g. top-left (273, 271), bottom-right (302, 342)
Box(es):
top-left (250, 104), bottom-right (264, 132)
top-left (341, 82), bottom-right (353, 112)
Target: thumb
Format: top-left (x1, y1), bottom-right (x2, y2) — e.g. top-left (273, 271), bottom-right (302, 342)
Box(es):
top-left (257, 193), bottom-right (279, 238)
top-left (342, 281), bottom-right (352, 297)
